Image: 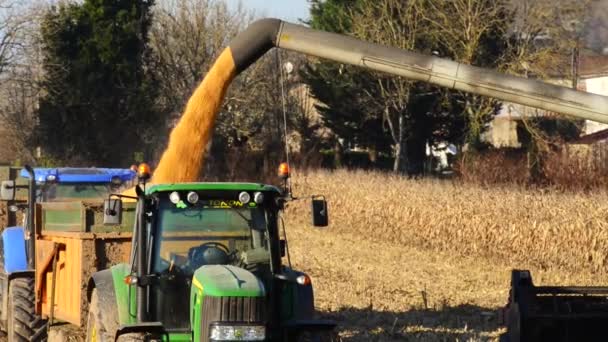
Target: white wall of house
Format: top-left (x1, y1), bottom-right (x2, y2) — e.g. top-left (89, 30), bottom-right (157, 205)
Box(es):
top-left (582, 76), bottom-right (608, 134)
top-left (483, 116), bottom-right (521, 148)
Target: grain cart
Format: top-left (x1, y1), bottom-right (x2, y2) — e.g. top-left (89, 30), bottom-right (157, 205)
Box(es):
top-left (0, 166), bottom-right (136, 341)
top-left (86, 164), bottom-right (332, 341)
top-left (143, 18), bottom-right (608, 342)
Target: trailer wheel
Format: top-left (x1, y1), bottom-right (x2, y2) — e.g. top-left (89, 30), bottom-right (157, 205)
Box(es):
top-left (86, 289), bottom-right (113, 342)
top-left (7, 277), bottom-right (47, 342)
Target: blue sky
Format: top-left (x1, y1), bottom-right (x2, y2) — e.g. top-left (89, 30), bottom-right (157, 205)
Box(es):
top-left (226, 0), bottom-right (311, 22)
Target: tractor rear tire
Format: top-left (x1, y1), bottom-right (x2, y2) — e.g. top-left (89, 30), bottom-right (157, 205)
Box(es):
top-left (7, 277), bottom-right (47, 342)
top-left (85, 289), bottom-right (113, 342)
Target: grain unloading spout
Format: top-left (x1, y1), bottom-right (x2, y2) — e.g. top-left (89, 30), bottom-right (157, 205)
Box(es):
top-left (152, 18), bottom-right (608, 183)
top-left (231, 19), bottom-right (608, 124)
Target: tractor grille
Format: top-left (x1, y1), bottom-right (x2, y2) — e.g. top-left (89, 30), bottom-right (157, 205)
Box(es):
top-left (201, 296), bottom-right (266, 341)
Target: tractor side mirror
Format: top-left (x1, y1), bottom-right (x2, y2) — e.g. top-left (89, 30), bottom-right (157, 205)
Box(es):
top-left (1, 180), bottom-right (15, 201)
top-left (279, 239), bottom-right (286, 257)
top-left (311, 195), bottom-right (328, 227)
top-left (103, 199), bottom-right (123, 225)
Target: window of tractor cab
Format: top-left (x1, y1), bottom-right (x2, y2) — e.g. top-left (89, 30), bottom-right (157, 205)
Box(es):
top-left (152, 192), bottom-right (270, 275)
top-left (42, 183), bottom-right (125, 201)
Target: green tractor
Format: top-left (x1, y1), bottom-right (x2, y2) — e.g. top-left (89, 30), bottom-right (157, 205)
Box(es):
top-left (87, 165), bottom-right (334, 341)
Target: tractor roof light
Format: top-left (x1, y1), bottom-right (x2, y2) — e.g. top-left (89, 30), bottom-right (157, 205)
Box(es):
top-left (169, 191), bottom-right (181, 204)
top-left (137, 163), bottom-right (151, 180)
top-left (238, 191), bottom-right (251, 204)
top-left (253, 192), bottom-right (264, 204)
top-left (187, 191), bottom-right (199, 204)
top-left (278, 162), bottom-right (290, 179)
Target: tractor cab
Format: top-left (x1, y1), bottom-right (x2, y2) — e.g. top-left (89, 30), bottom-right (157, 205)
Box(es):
top-left (94, 164), bottom-right (334, 341)
top-left (143, 183), bottom-right (280, 334)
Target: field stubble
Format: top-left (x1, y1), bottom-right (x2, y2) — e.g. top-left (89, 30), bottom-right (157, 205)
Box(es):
top-left (284, 169), bottom-right (608, 341)
top-left (286, 169), bottom-right (608, 275)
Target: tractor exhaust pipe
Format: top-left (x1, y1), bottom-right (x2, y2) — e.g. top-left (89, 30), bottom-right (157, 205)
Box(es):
top-left (23, 165), bottom-right (36, 270)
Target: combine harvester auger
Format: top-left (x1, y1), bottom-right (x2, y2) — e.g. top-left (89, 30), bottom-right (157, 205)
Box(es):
top-left (14, 19), bottom-right (606, 342)
top-left (152, 19), bottom-right (608, 184)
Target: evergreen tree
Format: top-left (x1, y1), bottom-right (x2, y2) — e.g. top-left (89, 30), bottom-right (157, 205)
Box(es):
top-left (36, 0), bottom-right (162, 165)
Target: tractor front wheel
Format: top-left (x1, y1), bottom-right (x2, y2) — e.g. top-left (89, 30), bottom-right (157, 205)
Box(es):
top-left (116, 334), bottom-right (146, 341)
top-left (86, 289), bottom-right (113, 342)
top-left (7, 277), bottom-right (47, 342)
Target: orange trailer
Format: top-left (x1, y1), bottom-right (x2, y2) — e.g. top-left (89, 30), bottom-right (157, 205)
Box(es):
top-left (34, 200), bottom-right (134, 326)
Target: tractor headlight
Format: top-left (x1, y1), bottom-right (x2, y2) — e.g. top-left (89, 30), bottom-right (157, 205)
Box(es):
top-left (253, 192), bottom-right (264, 204)
top-left (238, 191), bottom-right (251, 204)
top-left (187, 191), bottom-right (199, 204)
top-left (209, 324), bottom-right (265, 341)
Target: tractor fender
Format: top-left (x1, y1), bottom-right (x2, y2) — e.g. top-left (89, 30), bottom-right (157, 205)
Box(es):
top-left (286, 269), bottom-right (315, 320)
top-left (2, 227), bottom-right (29, 274)
top-left (88, 269), bottom-right (119, 336)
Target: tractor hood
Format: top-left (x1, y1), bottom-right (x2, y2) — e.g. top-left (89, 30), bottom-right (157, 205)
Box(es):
top-left (192, 265), bottom-right (265, 297)
top-left (190, 265), bottom-right (267, 341)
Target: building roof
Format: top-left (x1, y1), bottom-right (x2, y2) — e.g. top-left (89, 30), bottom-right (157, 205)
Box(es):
top-left (579, 55), bottom-right (608, 79)
top-left (572, 128), bottom-right (608, 144)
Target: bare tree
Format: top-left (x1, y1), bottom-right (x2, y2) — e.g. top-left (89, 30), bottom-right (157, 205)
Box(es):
top-left (149, 0), bottom-right (254, 119)
top-left (0, 1), bottom-right (47, 163)
top-left (420, 0), bottom-right (511, 146)
top-left (0, 1), bottom-right (21, 75)
top-left (349, 0), bottom-right (425, 172)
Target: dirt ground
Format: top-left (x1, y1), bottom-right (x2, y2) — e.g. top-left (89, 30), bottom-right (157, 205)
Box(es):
top-left (285, 222), bottom-right (608, 342)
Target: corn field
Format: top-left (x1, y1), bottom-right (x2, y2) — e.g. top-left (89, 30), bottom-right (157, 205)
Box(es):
top-left (286, 169), bottom-right (608, 275)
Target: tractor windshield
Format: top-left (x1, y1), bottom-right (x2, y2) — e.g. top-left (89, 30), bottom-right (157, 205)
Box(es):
top-left (153, 197), bottom-right (270, 275)
top-left (42, 183), bottom-right (127, 201)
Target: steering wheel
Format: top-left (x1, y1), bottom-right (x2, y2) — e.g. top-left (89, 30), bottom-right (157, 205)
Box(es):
top-left (158, 254), bottom-right (187, 275)
top-left (188, 242), bottom-right (234, 269)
